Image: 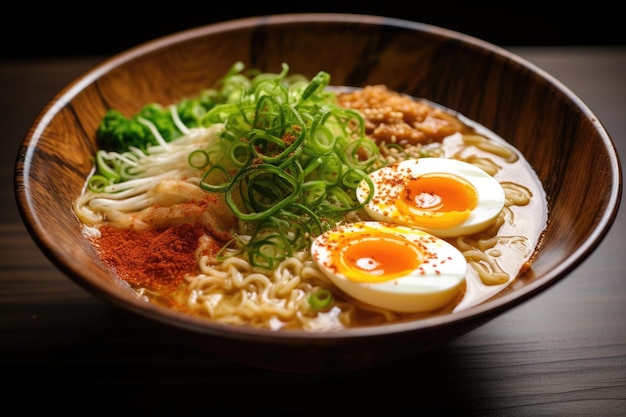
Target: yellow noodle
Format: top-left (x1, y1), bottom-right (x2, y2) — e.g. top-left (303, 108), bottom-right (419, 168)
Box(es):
top-left (463, 133), bottom-right (519, 162)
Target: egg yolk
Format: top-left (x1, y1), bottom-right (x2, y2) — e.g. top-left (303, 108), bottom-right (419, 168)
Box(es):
top-left (396, 173), bottom-right (478, 229)
top-left (331, 233), bottom-right (424, 283)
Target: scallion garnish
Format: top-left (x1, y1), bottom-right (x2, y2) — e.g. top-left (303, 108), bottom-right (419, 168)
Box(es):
top-left (308, 289), bottom-right (334, 310)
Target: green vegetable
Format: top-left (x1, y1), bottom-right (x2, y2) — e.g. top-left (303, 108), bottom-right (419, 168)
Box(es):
top-left (96, 95), bottom-right (220, 153)
top-left (308, 289), bottom-right (334, 310)
top-left (197, 63), bottom-right (386, 268)
top-left (91, 61), bottom-right (389, 270)
top-left (188, 150), bottom-right (210, 169)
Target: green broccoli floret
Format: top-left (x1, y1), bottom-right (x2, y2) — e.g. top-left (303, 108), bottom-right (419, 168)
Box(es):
top-left (176, 90), bottom-right (220, 128)
top-left (96, 93), bottom-right (222, 153)
top-left (96, 109), bottom-right (150, 152)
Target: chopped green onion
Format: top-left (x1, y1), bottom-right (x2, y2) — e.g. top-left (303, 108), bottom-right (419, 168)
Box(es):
top-left (87, 174), bottom-right (111, 193)
top-left (308, 289), bottom-right (333, 310)
top-left (224, 163), bottom-right (302, 221)
top-left (200, 165), bottom-right (232, 192)
top-left (188, 149), bottom-right (210, 168)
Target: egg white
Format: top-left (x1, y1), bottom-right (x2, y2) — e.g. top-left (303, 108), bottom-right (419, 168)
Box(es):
top-left (356, 157), bottom-right (505, 238)
top-left (311, 221), bottom-right (467, 313)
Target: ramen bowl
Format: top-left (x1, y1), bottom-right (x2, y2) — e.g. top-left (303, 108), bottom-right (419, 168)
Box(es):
top-left (14, 14), bottom-right (621, 372)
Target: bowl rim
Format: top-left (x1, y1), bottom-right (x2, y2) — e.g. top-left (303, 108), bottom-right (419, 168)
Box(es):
top-left (15, 13), bottom-right (623, 342)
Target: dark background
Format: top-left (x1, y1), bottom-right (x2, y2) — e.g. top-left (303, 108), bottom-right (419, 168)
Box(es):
top-left (3, 4), bottom-right (624, 59)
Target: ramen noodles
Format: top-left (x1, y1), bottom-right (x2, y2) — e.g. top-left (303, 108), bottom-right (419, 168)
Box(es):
top-left (73, 62), bottom-right (548, 331)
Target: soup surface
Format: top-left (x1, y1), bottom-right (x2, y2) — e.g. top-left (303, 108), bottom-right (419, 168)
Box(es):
top-left (74, 63), bottom-right (548, 331)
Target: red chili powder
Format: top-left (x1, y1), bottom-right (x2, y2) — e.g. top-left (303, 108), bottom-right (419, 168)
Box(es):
top-left (93, 223), bottom-right (209, 291)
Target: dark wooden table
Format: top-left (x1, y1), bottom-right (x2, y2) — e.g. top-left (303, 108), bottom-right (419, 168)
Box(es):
top-left (2, 47), bottom-right (624, 415)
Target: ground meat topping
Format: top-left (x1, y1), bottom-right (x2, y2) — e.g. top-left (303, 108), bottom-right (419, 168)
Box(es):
top-left (337, 85), bottom-right (465, 146)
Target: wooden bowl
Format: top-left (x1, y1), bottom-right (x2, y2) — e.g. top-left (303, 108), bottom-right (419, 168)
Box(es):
top-left (14, 14), bottom-right (622, 372)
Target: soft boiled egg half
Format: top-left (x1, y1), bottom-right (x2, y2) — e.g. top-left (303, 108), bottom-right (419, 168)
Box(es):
top-left (311, 221), bottom-right (468, 313)
top-left (356, 158), bottom-right (506, 238)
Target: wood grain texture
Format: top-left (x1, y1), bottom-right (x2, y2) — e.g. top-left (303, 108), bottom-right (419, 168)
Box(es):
top-left (11, 15), bottom-right (622, 374)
